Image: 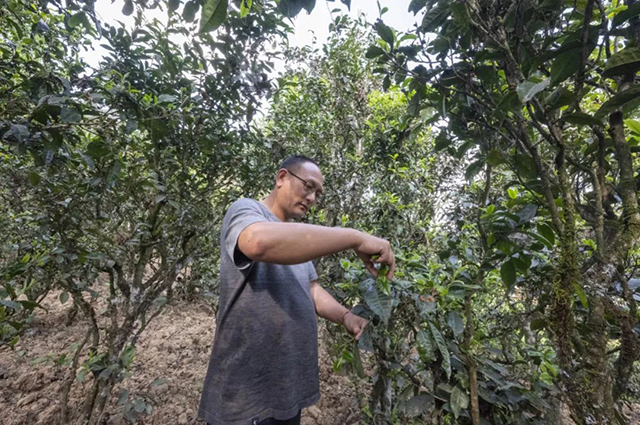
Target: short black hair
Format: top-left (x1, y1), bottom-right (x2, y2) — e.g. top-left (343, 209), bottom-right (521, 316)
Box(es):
top-left (279, 155), bottom-right (319, 172)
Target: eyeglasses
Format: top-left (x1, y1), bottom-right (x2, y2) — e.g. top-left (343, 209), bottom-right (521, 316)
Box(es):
top-left (286, 169), bottom-right (324, 203)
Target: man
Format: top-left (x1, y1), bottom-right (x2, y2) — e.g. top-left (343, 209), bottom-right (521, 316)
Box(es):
top-left (198, 155), bottom-right (395, 425)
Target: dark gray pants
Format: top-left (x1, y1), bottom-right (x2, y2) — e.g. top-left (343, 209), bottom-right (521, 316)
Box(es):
top-left (207, 410), bottom-right (301, 425)
top-left (256, 409), bottom-right (301, 425)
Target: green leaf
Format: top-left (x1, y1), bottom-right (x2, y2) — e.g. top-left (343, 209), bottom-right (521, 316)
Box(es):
top-left (450, 385), bottom-right (469, 418)
top-left (563, 112), bottom-right (604, 127)
top-left (500, 260), bottom-right (516, 287)
top-left (625, 119), bottom-right (640, 135)
top-left (550, 49), bottom-right (581, 86)
top-left (420, 2), bottom-right (449, 33)
top-left (465, 159), bottom-right (484, 181)
top-left (514, 153), bottom-right (537, 180)
top-left (382, 75), bottom-right (391, 91)
top-left (603, 47), bottom-right (640, 79)
top-left (573, 283), bottom-right (589, 309)
top-left (537, 223), bottom-right (555, 245)
top-left (9, 124), bottom-right (29, 144)
top-left (530, 318), bottom-right (547, 331)
top-left (447, 311), bottom-right (464, 339)
top-left (199, 0), bottom-right (228, 33)
top-left (278, 0), bottom-right (315, 17)
top-left (240, 0), bottom-right (252, 17)
top-left (375, 21), bottom-right (394, 45)
top-left (133, 399), bottom-right (146, 413)
top-left (278, 0), bottom-right (302, 16)
top-left (19, 300), bottom-right (46, 311)
top-left (0, 299), bottom-right (22, 311)
top-left (507, 188), bottom-right (518, 199)
top-left (28, 172), bottom-right (41, 185)
top-left (87, 141), bottom-right (110, 159)
top-left (363, 284), bottom-right (391, 325)
top-left (365, 45), bottom-right (385, 59)
top-left (525, 230), bottom-right (554, 249)
top-left (61, 107), bottom-right (81, 123)
top-left (122, 0), bottom-right (134, 16)
top-left (158, 94), bottom-right (177, 103)
top-left (486, 149), bottom-right (505, 166)
top-left (107, 160), bottom-right (122, 188)
top-left (416, 329), bottom-right (435, 360)
top-left (405, 394), bottom-right (434, 417)
top-left (544, 86), bottom-right (575, 111)
top-left (183, 1), bottom-right (199, 23)
top-left (613, 2), bottom-right (640, 27)
top-left (68, 12), bottom-right (90, 30)
top-left (518, 204), bottom-right (538, 223)
top-left (512, 256), bottom-right (531, 272)
top-left (301, 0), bottom-right (316, 13)
top-left (496, 91), bottom-right (521, 113)
top-left (408, 0), bottom-right (427, 14)
top-left (429, 322), bottom-right (451, 379)
top-left (168, 0), bottom-right (181, 12)
top-left (462, 158), bottom-right (484, 180)
top-left (407, 93), bottom-right (422, 117)
top-left (595, 86), bottom-right (640, 119)
top-left (352, 340), bottom-right (365, 379)
top-left (516, 79), bottom-right (549, 102)
top-left (358, 325), bottom-right (373, 352)
top-left (60, 292), bottom-right (69, 304)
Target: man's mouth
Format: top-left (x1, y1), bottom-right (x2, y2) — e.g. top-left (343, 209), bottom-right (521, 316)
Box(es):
top-left (299, 204), bottom-right (308, 211)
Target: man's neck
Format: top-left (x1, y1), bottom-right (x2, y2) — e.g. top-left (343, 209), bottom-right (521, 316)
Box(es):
top-left (260, 193), bottom-right (288, 222)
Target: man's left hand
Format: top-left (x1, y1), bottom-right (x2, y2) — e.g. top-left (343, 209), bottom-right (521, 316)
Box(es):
top-left (343, 312), bottom-right (369, 341)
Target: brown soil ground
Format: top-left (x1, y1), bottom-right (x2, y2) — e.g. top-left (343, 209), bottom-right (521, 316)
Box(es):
top-left (1, 289), bottom-right (638, 425)
top-left (0, 289), bottom-right (373, 425)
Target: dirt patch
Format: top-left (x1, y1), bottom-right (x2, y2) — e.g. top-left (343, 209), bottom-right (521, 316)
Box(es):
top-left (0, 289), bottom-right (371, 425)
top-left (2, 289), bottom-right (639, 424)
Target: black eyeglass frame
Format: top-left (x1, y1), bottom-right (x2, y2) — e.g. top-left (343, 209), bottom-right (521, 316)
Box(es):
top-left (285, 169), bottom-right (324, 202)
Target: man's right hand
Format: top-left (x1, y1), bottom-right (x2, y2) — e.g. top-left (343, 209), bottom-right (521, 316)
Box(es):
top-left (354, 233), bottom-right (395, 281)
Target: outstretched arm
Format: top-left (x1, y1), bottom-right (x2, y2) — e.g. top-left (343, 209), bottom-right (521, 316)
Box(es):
top-left (238, 222), bottom-right (395, 279)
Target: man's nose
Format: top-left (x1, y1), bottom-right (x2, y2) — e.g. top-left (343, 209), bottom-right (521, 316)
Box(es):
top-left (305, 191), bottom-right (316, 204)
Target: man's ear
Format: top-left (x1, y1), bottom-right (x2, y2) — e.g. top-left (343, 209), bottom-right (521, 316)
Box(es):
top-left (275, 168), bottom-right (287, 188)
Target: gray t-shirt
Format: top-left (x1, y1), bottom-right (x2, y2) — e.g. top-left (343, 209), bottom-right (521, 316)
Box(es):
top-left (198, 198), bottom-right (320, 425)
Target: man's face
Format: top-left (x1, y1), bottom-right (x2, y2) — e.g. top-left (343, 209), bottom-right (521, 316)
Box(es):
top-left (277, 162), bottom-right (324, 219)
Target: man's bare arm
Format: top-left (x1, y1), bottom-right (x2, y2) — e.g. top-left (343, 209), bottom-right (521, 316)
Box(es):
top-left (309, 280), bottom-right (349, 324)
top-left (310, 280), bottom-right (368, 340)
top-left (238, 222), bottom-right (395, 278)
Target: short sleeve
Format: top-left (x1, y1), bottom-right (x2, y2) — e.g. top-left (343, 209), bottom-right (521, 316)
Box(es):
top-left (308, 261), bottom-right (318, 282)
top-left (221, 199), bottom-right (267, 271)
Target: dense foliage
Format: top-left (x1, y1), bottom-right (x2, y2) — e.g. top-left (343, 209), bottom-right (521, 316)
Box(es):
top-left (1, 0), bottom-right (639, 424)
top-left (365, 0), bottom-right (640, 423)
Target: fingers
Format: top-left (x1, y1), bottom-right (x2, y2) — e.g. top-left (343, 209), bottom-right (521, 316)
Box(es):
top-left (364, 263), bottom-right (377, 277)
top-left (363, 258), bottom-right (376, 275)
top-left (384, 246), bottom-right (395, 280)
top-left (372, 240), bottom-right (396, 280)
top-left (355, 234), bottom-right (395, 280)
top-left (387, 253), bottom-right (396, 281)
top-left (355, 319), bottom-right (369, 340)
top-left (373, 251), bottom-right (395, 281)
top-left (357, 252), bottom-right (377, 277)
